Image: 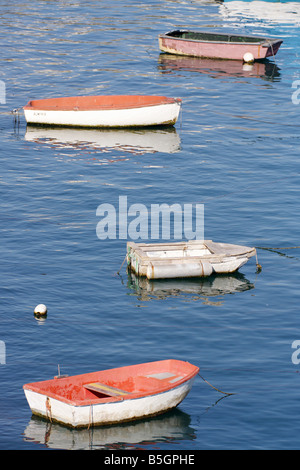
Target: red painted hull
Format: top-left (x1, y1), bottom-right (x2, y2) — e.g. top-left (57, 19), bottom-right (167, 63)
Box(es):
top-left (23, 359), bottom-right (199, 407)
top-left (159, 30), bottom-right (283, 61)
top-left (23, 360), bottom-right (199, 427)
top-left (23, 95), bottom-right (181, 112)
top-left (23, 95), bottom-right (182, 128)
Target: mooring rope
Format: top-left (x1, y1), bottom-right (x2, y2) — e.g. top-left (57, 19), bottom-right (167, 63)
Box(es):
top-left (88, 403), bottom-right (93, 430)
top-left (117, 254), bottom-right (128, 275)
top-left (198, 373), bottom-right (235, 396)
top-left (255, 252), bottom-right (262, 273)
top-left (45, 397), bottom-right (52, 423)
top-left (268, 40), bottom-right (276, 63)
top-left (257, 246), bottom-right (300, 250)
top-left (180, 100), bottom-right (183, 130)
top-left (11, 107), bottom-right (22, 121)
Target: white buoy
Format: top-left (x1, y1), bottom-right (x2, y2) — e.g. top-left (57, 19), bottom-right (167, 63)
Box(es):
top-left (243, 52), bottom-right (254, 64)
top-left (34, 304), bottom-right (47, 316)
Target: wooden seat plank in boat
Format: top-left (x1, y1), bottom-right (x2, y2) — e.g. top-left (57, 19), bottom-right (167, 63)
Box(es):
top-left (83, 382), bottom-right (129, 397)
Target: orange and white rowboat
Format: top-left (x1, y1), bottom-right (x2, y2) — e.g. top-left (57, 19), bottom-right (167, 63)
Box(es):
top-left (23, 359), bottom-right (199, 428)
top-left (23, 95), bottom-right (182, 128)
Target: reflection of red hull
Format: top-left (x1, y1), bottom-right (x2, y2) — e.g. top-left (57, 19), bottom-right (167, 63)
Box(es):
top-left (158, 54), bottom-right (280, 80)
top-left (159, 30), bottom-right (283, 61)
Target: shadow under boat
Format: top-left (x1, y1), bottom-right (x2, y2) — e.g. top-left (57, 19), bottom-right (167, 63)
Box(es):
top-left (126, 271), bottom-right (255, 304)
top-left (23, 408), bottom-right (196, 450)
top-left (24, 125), bottom-right (181, 155)
top-left (158, 53), bottom-right (281, 82)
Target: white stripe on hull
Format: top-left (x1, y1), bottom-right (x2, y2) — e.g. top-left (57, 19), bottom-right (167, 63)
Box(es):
top-left (24, 102), bottom-right (181, 128)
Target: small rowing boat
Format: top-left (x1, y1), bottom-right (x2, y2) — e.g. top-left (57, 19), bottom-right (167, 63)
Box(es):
top-left (127, 240), bottom-right (257, 279)
top-left (23, 359), bottom-right (199, 428)
top-left (158, 30), bottom-right (283, 61)
top-left (23, 95), bottom-right (182, 128)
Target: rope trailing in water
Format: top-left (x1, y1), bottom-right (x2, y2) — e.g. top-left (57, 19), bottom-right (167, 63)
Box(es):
top-left (198, 373), bottom-right (235, 396)
top-left (257, 246), bottom-right (300, 250)
top-left (180, 100), bottom-right (183, 130)
top-left (267, 40), bottom-right (276, 63)
top-left (11, 107), bottom-right (22, 120)
top-left (88, 403), bottom-right (93, 430)
top-left (45, 397), bottom-right (52, 422)
top-left (255, 252), bottom-right (262, 273)
top-left (117, 254), bottom-right (128, 275)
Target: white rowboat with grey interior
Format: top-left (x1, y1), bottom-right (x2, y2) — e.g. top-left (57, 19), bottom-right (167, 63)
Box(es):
top-left (127, 240), bottom-right (257, 279)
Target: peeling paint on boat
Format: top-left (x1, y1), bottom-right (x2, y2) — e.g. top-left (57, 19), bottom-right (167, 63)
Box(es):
top-left (127, 240), bottom-right (257, 279)
top-left (23, 359), bottom-right (199, 428)
top-left (158, 30), bottom-right (283, 61)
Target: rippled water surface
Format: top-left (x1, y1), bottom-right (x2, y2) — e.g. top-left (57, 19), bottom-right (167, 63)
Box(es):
top-left (1, 0), bottom-right (300, 450)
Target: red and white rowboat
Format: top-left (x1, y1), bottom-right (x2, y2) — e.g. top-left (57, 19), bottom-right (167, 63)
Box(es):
top-left (159, 30), bottom-right (283, 61)
top-left (23, 95), bottom-right (182, 128)
top-left (23, 359), bottom-right (199, 428)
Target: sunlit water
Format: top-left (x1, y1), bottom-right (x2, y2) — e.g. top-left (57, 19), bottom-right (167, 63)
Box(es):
top-left (1, 0), bottom-right (300, 450)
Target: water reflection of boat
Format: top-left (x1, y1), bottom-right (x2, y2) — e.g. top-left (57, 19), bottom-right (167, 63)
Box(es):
top-left (24, 126), bottom-right (181, 155)
top-left (220, 1), bottom-right (300, 25)
top-left (127, 271), bottom-right (254, 304)
top-left (158, 53), bottom-right (281, 81)
top-left (23, 409), bottom-right (196, 450)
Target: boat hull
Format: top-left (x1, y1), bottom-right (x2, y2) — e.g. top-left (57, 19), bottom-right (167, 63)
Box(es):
top-left (23, 359), bottom-right (199, 428)
top-left (24, 377), bottom-right (196, 428)
top-left (127, 240), bottom-right (257, 279)
top-left (23, 95), bottom-right (182, 128)
top-left (159, 31), bottom-right (283, 61)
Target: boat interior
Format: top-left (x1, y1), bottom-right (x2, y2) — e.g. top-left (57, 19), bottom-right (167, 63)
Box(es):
top-left (24, 360), bottom-right (197, 405)
top-left (166, 30), bottom-right (271, 44)
top-left (128, 240), bottom-right (255, 261)
top-left (24, 95), bottom-right (178, 111)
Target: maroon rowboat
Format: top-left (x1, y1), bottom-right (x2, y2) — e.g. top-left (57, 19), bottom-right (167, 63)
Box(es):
top-left (158, 30), bottom-right (283, 61)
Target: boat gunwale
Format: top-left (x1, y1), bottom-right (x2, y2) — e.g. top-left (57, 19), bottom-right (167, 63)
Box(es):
top-left (23, 95), bottom-right (182, 112)
top-left (24, 375), bottom-right (197, 408)
top-left (127, 240), bottom-right (257, 262)
top-left (159, 30), bottom-right (283, 48)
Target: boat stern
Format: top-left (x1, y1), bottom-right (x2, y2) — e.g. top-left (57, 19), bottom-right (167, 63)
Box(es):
top-left (263, 39), bottom-right (283, 59)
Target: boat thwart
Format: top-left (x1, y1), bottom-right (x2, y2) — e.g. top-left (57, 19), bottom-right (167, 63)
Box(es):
top-left (23, 359), bottom-right (199, 428)
top-left (23, 95), bottom-right (182, 128)
top-left (127, 240), bottom-right (257, 279)
top-left (158, 30), bottom-right (283, 61)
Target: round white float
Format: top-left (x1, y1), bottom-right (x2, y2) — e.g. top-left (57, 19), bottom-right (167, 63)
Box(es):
top-left (243, 52), bottom-right (254, 63)
top-left (34, 304), bottom-right (47, 316)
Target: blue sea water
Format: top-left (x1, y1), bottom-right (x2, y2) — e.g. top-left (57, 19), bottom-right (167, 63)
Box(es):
top-left (0, 0), bottom-right (300, 450)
